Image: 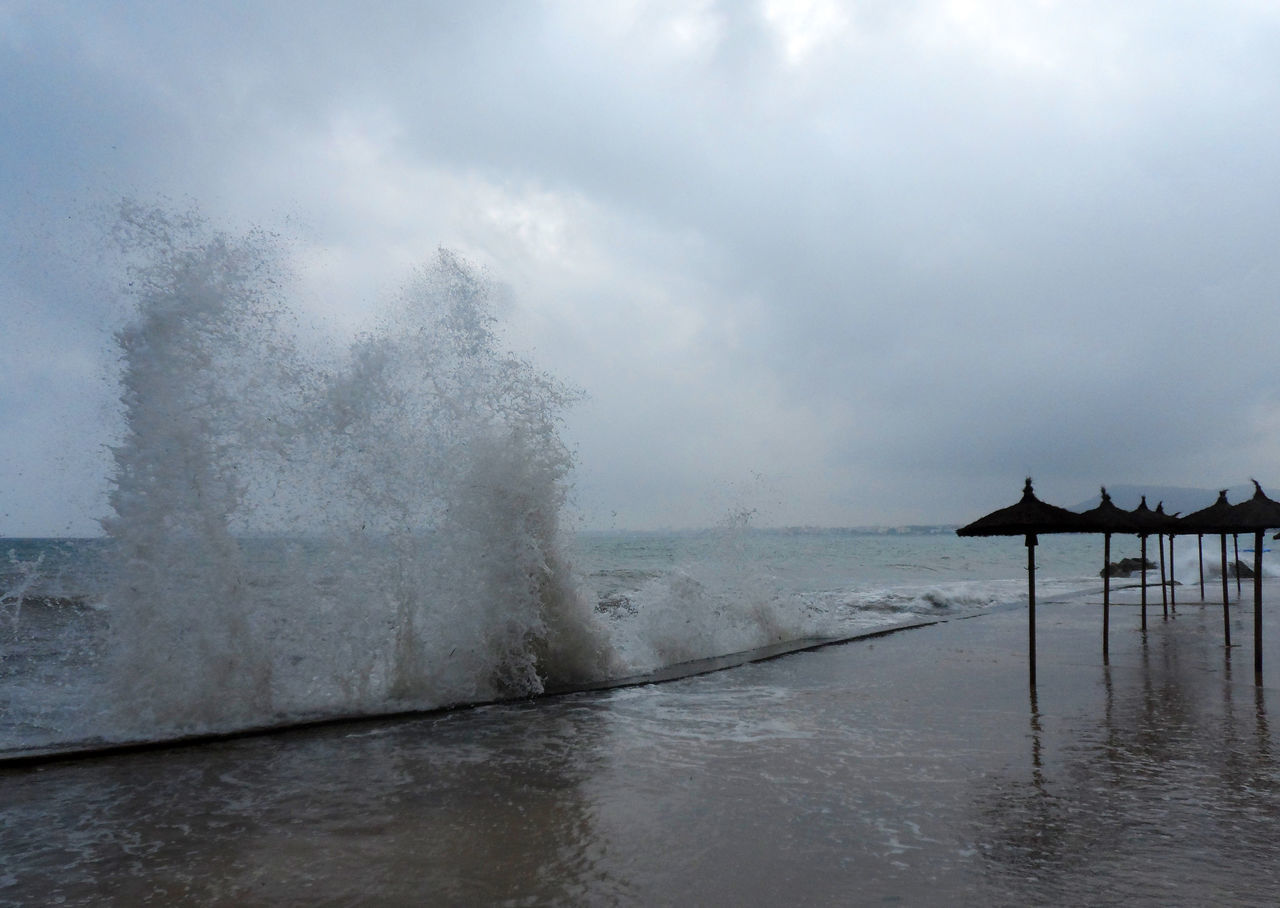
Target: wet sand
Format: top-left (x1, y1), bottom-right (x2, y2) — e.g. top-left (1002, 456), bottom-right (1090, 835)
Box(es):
top-left (2, 586), bottom-right (1278, 905)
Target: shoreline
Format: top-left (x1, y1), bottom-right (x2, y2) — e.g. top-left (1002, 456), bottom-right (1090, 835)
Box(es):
top-left (2, 584), bottom-right (1278, 903)
top-left (0, 614), bottom-right (950, 769)
top-left (2, 574), bottom-right (1270, 770)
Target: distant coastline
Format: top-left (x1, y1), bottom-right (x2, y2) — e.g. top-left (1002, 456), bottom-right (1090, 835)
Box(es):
top-left (575, 525), bottom-right (958, 537)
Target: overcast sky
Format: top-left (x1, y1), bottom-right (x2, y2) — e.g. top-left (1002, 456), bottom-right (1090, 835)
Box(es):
top-left (4, 1), bottom-right (1280, 534)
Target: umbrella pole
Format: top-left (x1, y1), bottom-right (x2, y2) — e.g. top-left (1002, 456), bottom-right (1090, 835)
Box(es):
top-left (1255, 530), bottom-right (1264, 684)
top-left (1221, 534), bottom-right (1232, 649)
top-left (1159, 533), bottom-right (1168, 619)
top-left (1102, 533), bottom-right (1111, 661)
top-left (1140, 534), bottom-right (1148, 630)
top-left (1169, 535), bottom-right (1177, 613)
top-left (1027, 533), bottom-right (1037, 690)
top-left (1199, 534), bottom-right (1205, 599)
top-left (1221, 534), bottom-right (1231, 606)
top-left (1235, 534), bottom-right (1242, 596)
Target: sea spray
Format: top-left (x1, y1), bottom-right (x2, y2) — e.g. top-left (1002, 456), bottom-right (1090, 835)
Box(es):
top-left (103, 206), bottom-right (287, 732)
top-left (50, 204), bottom-right (1028, 751)
top-left (102, 204), bottom-right (613, 738)
top-left (603, 508), bottom-right (811, 673)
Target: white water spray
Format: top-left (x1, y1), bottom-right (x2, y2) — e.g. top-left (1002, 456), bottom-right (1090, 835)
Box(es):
top-left (103, 204), bottom-right (613, 738)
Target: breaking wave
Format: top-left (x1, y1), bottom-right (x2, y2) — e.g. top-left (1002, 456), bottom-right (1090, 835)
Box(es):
top-left (101, 204), bottom-right (615, 739)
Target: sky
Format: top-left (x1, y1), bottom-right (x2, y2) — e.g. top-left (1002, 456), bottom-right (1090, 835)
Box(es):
top-left (4, 0), bottom-right (1280, 534)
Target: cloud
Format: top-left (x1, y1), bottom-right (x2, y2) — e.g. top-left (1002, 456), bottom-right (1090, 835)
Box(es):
top-left (4, 1), bottom-right (1280, 533)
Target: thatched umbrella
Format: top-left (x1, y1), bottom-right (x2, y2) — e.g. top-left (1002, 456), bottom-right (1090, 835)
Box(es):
top-left (1228, 480), bottom-right (1280, 681)
top-left (957, 478), bottom-right (1092, 687)
top-left (1080, 487), bottom-right (1134, 659)
top-left (1128, 497), bottom-right (1179, 628)
top-left (1155, 502), bottom-right (1179, 614)
top-left (1180, 490), bottom-right (1237, 647)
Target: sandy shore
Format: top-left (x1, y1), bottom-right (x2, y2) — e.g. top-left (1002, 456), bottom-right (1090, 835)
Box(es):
top-left (2, 585), bottom-right (1278, 905)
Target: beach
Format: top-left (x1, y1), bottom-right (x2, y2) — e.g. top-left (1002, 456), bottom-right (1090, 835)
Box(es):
top-left (3, 582), bottom-right (1277, 906)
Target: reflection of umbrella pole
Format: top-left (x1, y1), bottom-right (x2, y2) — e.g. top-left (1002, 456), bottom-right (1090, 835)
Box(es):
top-left (1221, 534), bottom-right (1232, 649)
top-left (1159, 533), bottom-right (1168, 619)
top-left (1140, 534), bottom-right (1148, 630)
top-left (1102, 533), bottom-right (1111, 660)
top-left (1029, 686), bottom-right (1043, 784)
top-left (1255, 530), bottom-right (1264, 683)
top-left (1198, 534), bottom-right (1205, 599)
top-left (1027, 533), bottom-right (1037, 690)
top-left (1235, 534), bottom-right (1242, 596)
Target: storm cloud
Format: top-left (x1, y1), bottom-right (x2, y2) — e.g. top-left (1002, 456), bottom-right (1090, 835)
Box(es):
top-left (4, 1), bottom-right (1280, 532)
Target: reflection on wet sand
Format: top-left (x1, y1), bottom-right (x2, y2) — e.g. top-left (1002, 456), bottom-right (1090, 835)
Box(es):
top-left (975, 608), bottom-right (1279, 906)
top-left (0, 701), bottom-right (629, 904)
top-left (2, 598), bottom-right (1278, 905)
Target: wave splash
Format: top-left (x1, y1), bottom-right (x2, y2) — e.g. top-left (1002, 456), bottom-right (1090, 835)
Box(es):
top-left (102, 204), bottom-right (613, 738)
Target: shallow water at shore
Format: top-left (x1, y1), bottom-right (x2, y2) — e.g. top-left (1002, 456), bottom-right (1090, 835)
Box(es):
top-left (4, 593), bottom-right (1277, 905)
top-left (2, 530), bottom-right (1113, 754)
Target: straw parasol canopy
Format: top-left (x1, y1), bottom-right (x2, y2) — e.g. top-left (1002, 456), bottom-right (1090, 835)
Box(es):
top-left (1079, 486), bottom-right (1135, 534)
top-left (1228, 480), bottom-right (1280, 681)
top-left (956, 478), bottom-right (1090, 689)
top-left (1128, 496), bottom-right (1180, 537)
top-left (1121, 496), bottom-right (1180, 628)
top-left (1179, 489), bottom-right (1239, 649)
top-left (1179, 490), bottom-right (1237, 535)
top-left (1080, 487), bottom-right (1133, 658)
top-left (1148, 501), bottom-right (1181, 618)
top-left (957, 478), bottom-right (1092, 538)
top-left (1229, 479), bottom-right (1280, 531)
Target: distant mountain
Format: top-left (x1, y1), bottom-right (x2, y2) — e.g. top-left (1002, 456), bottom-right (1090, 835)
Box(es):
top-left (1068, 483), bottom-right (1262, 516)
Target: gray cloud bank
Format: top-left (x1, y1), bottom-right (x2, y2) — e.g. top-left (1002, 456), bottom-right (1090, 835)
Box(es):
top-left (4, 1), bottom-right (1280, 533)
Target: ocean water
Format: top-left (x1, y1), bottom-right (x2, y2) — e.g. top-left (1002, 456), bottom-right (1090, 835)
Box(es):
top-left (4, 526), bottom-right (1251, 757)
top-left (2, 530), bottom-right (1005, 751)
top-left (3, 542), bottom-right (1277, 905)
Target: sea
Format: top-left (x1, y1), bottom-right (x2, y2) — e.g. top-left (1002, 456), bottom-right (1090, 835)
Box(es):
top-left (4, 528), bottom-right (1278, 905)
top-left (0, 527), bottom-right (1120, 757)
